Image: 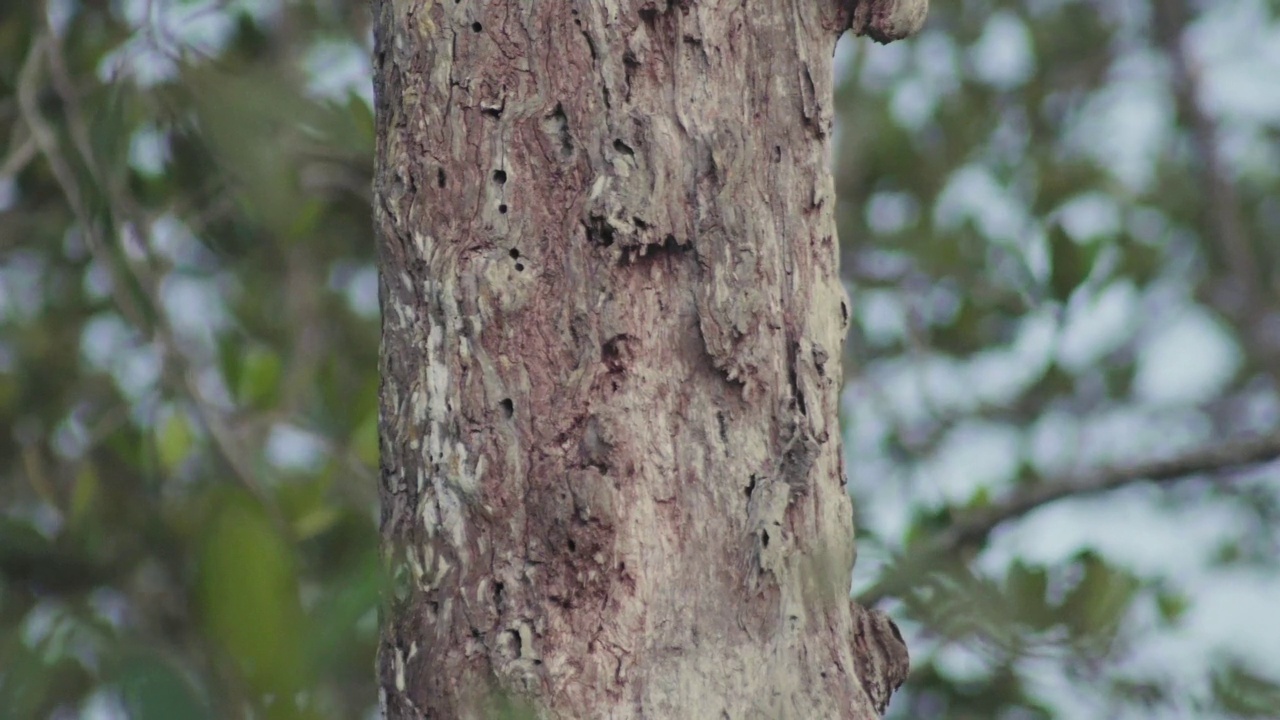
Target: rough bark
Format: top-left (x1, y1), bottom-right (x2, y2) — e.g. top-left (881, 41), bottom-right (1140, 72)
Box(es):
top-left (372, 1), bottom-right (921, 718)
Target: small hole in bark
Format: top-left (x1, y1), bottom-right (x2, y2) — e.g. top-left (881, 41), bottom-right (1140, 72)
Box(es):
top-left (472, 21), bottom-right (482, 32)
top-left (498, 203), bottom-right (508, 214)
top-left (840, 301), bottom-right (849, 325)
top-left (507, 629), bottom-right (521, 657)
top-left (437, 169), bottom-right (446, 188)
top-left (499, 398), bottom-right (514, 417)
top-left (567, 538), bottom-right (577, 552)
top-left (614, 139), bottom-right (634, 156)
top-left (514, 262), bottom-right (524, 271)
top-left (745, 475), bottom-right (756, 498)
top-left (481, 106), bottom-right (502, 118)
top-left (585, 215), bottom-right (615, 247)
top-left (494, 581), bottom-right (504, 606)
top-left (774, 146), bottom-right (782, 163)
top-left (509, 248), bottom-right (521, 259)
top-left (761, 530), bottom-right (770, 548)
top-left (493, 169), bottom-right (507, 184)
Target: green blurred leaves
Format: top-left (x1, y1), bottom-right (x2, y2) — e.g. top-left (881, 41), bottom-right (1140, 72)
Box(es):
top-left (198, 491), bottom-right (306, 696)
top-left (116, 652), bottom-right (212, 720)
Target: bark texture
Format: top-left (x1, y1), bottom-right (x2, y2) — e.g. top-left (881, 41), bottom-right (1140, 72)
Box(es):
top-left (373, 1), bottom-right (917, 717)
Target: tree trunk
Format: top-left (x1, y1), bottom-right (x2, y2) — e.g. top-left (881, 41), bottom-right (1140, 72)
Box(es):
top-left (372, 1), bottom-right (920, 717)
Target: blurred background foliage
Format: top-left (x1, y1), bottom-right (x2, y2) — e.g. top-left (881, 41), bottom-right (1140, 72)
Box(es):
top-left (0, 0), bottom-right (1277, 718)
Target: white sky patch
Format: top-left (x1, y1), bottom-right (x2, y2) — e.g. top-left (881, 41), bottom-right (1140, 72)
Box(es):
top-left (80, 313), bottom-right (133, 371)
top-left (833, 32), bottom-right (858, 86)
top-left (890, 32), bottom-right (964, 129)
top-left (1188, 0), bottom-right (1280, 124)
top-left (82, 259), bottom-right (114, 302)
top-left (1133, 305), bottom-right (1241, 405)
top-left (919, 420), bottom-right (1023, 505)
top-left (128, 124), bottom-right (170, 176)
top-left (98, 0), bottom-right (281, 86)
top-left (1079, 404), bottom-right (1209, 468)
top-left (1055, 192), bottom-right (1123, 243)
top-left (859, 35), bottom-right (912, 91)
top-left (981, 487), bottom-right (1244, 579)
top-left (964, 310), bottom-right (1057, 405)
top-left (46, 0), bottom-right (75, 36)
top-left (1126, 205), bottom-right (1172, 245)
top-left (345, 265), bottom-right (380, 319)
top-left (969, 11), bottom-right (1036, 90)
top-left (329, 262), bottom-right (380, 319)
top-left (851, 309), bottom-right (1056, 434)
top-left (1056, 279), bottom-right (1139, 372)
top-left (113, 344), bottom-right (163, 400)
top-left (856, 289), bottom-right (908, 347)
top-left (266, 424), bottom-right (327, 471)
top-left (865, 190), bottom-right (921, 235)
top-left (889, 76), bottom-right (939, 129)
top-left (1026, 409), bottom-right (1084, 477)
top-left (934, 164), bottom-right (1031, 247)
top-left (151, 214), bottom-right (215, 268)
top-left (930, 641), bottom-right (994, 683)
top-left (1064, 50), bottom-right (1172, 192)
top-left (304, 39), bottom-right (375, 105)
top-left (159, 275), bottom-right (227, 350)
top-left (1182, 571), bottom-right (1280, 678)
top-left (1216, 121), bottom-right (1280, 183)
top-left (79, 322), bottom-right (165, 403)
top-left (0, 253), bottom-right (46, 321)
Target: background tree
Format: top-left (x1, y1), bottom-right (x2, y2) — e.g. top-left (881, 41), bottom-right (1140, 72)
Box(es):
top-left (1, 0), bottom-right (1278, 718)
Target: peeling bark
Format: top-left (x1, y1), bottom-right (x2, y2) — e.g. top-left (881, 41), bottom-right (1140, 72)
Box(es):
top-left (372, 1), bottom-right (920, 717)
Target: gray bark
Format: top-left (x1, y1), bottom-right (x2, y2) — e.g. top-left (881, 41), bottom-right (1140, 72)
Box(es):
top-left (372, 1), bottom-right (920, 717)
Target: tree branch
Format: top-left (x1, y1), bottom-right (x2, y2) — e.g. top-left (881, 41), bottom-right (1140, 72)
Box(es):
top-left (858, 432), bottom-right (1280, 605)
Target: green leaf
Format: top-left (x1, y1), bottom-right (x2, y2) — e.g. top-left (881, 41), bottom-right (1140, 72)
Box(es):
top-left (198, 491), bottom-right (306, 695)
top-left (69, 464), bottom-right (99, 526)
top-left (116, 652), bottom-right (211, 720)
top-left (156, 411), bottom-right (195, 471)
top-left (1062, 552), bottom-right (1139, 648)
top-left (1213, 662), bottom-right (1280, 717)
top-left (1006, 561), bottom-right (1052, 630)
top-left (237, 346), bottom-right (283, 409)
top-left (1046, 222), bottom-right (1094, 302)
top-left (1155, 590), bottom-right (1189, 626)
top-left (352, 410), bottom-right (379, 467)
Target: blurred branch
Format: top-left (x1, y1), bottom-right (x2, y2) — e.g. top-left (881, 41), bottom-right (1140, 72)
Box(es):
top-left (859, 432), bottom-right (1280, 606)
top-left (17, 28), bottom-right (285, 532)
top-left (1151, 0), bottom-right (1257, 305)
top-left (1150, 0), bottom-right (1280, 388)
top-left (1, 130), bottom-right (37, 179)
